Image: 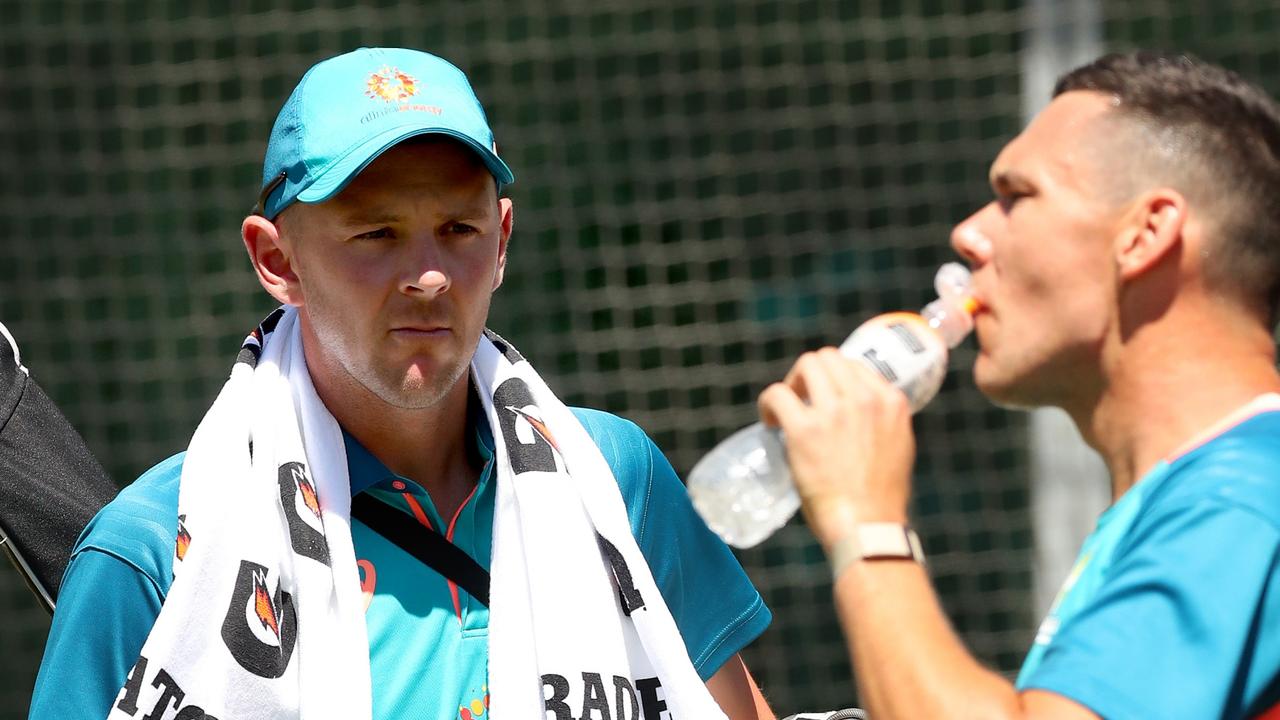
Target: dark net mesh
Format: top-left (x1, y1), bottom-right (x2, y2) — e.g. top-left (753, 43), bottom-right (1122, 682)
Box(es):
top-left (2, 1), bottom-right (1278, 717)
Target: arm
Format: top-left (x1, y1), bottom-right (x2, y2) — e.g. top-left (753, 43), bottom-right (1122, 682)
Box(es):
top-left (707, 653), bottom-right (775, 720)
top-left (832, 552), bottom-right (1093, 720)
top-left (758, 348), bottom-right (1095, 720)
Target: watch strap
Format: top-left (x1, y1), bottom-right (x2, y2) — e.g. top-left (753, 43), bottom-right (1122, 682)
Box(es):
top-left (829, 523), bottom-right (925, 580)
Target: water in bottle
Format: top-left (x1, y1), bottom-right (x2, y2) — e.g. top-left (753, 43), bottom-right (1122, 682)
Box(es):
top-left (687, 262), bottom-right (979, 548)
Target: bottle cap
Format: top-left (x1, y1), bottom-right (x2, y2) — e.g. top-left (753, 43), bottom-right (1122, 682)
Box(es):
top-left (925, 263), bottom-right (977, 348)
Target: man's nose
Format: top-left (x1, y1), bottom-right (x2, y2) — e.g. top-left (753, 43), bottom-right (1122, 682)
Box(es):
top-left (949, 209), bottom-right (994, 266)
top-left (401, 239), bottom-right (450, 297)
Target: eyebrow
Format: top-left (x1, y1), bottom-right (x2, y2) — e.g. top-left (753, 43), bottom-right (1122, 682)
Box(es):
top-left (336, 203), bottom-right (493, 227)
top-left (338, 210), bottom-right (403, 227)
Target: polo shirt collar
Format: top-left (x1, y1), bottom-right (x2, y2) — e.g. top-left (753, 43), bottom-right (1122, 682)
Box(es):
top-left (342, 405), bottom-right (496, 497)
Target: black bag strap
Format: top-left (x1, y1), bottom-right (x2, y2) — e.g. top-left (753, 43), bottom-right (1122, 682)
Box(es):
top-left (350, 493), bottom-right (490, 607)
top-left (0, 323), bottom-right (117, 614)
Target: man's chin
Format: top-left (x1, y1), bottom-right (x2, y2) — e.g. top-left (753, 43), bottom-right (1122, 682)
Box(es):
top-left (973, 365), bottom-right (1036, 410)
top-left (370, 368), bottom-right (468, 410)
top-left (976, 369), bottom-right (1066, 412)
top-left (375, 382), bottom-right (441, 409)
top-left (982, 391), bottom-right (1039, 411)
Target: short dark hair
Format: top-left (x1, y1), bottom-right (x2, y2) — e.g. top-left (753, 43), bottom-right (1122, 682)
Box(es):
top-left (1055, 51), bottom-right (1280, 324)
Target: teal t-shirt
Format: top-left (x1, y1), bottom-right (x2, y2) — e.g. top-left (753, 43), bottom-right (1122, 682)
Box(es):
top-left (1016, 410), bottom-right (1280, 719)
top-left (30, 408), bottom-right (770, 720)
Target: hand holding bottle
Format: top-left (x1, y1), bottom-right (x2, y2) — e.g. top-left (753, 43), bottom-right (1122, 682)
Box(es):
top-left (757, 346), bottom-right (918, 551)
top-left (687, 263), bottom-right (977, 548)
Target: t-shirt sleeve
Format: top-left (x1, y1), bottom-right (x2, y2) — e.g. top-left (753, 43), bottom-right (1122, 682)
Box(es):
top-left (572, 408), bottom-right (772, 680)
top-left (29, 549), bottom-right (165, 719)
top-left (1021, 499), bottom-right (1280, 719)
top-left (30, 454), bottom-right (182, 720)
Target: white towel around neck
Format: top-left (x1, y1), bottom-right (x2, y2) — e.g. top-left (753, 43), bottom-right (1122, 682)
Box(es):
top-left (107, 308), bottom-right (725, 720)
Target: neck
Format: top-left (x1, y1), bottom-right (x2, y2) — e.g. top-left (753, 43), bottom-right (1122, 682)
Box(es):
top-left (1072, 305), bottom-right (1280, 502)
top-left (302, 343), bottom-right (480, 522)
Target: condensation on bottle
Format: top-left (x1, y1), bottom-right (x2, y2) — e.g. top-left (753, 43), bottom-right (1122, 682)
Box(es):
top-left (688, 262), bottom-right (977, 548)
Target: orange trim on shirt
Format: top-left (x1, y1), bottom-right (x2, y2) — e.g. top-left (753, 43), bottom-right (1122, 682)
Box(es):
top-left (444, 483), bottom-right (481, 624)
top-left (398, 485), bottom-right (483, 623)
top-left (401, 493), bottom-right (434, 531)
top-left (445, 485), bottom-right (478, 541)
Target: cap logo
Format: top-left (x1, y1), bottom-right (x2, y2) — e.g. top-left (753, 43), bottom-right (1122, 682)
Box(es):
top-left (365, 66), bottom-right (419, 103)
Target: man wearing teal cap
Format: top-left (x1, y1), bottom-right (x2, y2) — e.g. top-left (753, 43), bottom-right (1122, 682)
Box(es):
top-left (31, 48), bottom-right (774, 720)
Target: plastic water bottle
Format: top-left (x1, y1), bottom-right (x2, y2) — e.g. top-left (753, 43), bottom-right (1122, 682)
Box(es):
top-left (688, 263), bottom-right (978, 548)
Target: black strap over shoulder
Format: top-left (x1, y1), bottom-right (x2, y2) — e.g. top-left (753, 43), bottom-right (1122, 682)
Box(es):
top-left (350, 486), bottom-right (649, 618)
top-left (350, 493), bottom-right (491, 608)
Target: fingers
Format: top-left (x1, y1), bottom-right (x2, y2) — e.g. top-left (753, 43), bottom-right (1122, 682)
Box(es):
top-left (811, 347), bottom-right (858, 399)
top-left (761, 347), bottom-right (865, 429)
top-left (781, 349), bottom-right (836, 404)
top-left (780, 346), bottom-right (863, 404)
top-left (763, 346), bottom-right (911, 430)
top-left (758, 381), bottom-right (807, 429)
top-left (758, 345), bottom-right (919, 535)
top-left (783, 346), bottom-right (901, 403)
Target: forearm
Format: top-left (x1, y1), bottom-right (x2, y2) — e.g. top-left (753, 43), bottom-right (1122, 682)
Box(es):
top-left (706, 654), bottom-right (775, 719)
top-left (835, 559), bottom-right (1021, 720)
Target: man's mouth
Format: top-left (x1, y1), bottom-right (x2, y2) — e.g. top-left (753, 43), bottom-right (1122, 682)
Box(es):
top-left (390, 325), bottom-right (450, 338)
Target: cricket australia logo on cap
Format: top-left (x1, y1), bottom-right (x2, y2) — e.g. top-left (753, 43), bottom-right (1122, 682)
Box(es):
top-left (365, 66), bottom-right (419, 103)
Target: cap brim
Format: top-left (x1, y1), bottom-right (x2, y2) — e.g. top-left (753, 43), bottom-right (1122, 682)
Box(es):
top-left (296, 124), bottom-right (515, 205)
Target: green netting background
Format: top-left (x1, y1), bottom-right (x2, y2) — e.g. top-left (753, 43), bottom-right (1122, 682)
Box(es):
top-left (2, 1), bottom-right (1278, 717)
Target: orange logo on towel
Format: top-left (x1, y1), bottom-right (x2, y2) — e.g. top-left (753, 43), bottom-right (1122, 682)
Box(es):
top-left (506, 406), bottom-right (561, 453)
top-left (295, 469), bottom-right (321, 519)
top-left (252, 569), bottom-right (281, 639)
top-left (175, 514), bottom-right (191, 561)
top-left (366, 67), bottom-right (419, 103)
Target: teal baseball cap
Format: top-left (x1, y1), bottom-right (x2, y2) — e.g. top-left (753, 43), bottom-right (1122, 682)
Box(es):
top-left (255, 47), bottom-right (515, 220)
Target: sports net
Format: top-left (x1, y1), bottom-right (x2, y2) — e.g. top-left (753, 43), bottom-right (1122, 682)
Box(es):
top-left (2, 1), bottom-right (1278, 716)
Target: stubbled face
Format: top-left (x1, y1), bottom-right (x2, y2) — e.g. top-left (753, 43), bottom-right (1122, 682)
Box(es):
top-left (279, 138), bottom-right (510, 410)
top-left (950, 91), bottom-right (1127, 409)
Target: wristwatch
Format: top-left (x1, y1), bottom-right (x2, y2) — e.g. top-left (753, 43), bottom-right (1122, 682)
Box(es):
top-left (829, 523), bottom-right (925, 580)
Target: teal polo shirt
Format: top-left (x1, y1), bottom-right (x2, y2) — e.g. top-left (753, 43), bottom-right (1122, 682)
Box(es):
top-left (349, 411), bottom-right (497, 720)
top-left (1016, 410), bottom-right (1280, 718)
top-left (31, 408), bottom-right (770, 720)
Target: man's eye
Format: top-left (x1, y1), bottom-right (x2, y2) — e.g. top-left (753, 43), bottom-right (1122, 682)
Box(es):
top-left (355, 228), bottom-right (393, 240)
top-left (449, 223), bottom-right (479, 236)
top-left (998, 193), bottom-right (1027, 213)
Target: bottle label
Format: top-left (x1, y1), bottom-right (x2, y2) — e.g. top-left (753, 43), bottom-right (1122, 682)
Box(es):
top-left (839, 312), bottom-right (948, 412)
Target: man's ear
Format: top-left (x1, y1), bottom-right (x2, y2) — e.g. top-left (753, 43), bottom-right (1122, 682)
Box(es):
top-left (493, 197), bottom-right (514, 291)
top-left (1115, 190), bottom-right (1186, 281)
top-left (242, 214), bottom-right (303, 306)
